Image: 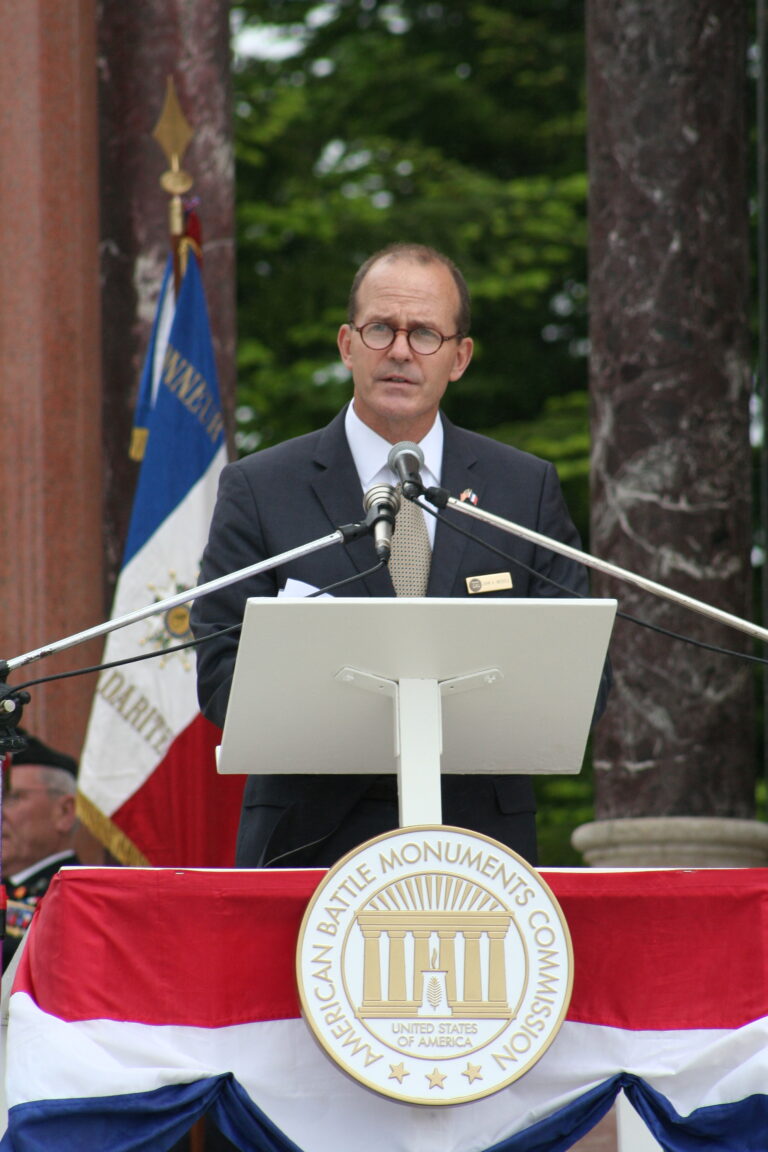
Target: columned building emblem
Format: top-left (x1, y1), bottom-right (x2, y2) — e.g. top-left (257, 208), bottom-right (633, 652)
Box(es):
top-left (297, 826), bottom-right (573, 1105)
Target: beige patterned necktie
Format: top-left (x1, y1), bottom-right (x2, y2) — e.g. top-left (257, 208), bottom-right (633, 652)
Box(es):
top-left (389, 486), bottom-right (431, 596)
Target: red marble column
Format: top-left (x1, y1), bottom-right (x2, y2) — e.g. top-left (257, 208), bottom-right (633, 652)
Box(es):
top-left (0, 0), bottom-right (103, 758)
top-left (586, 2), bottom-right (754, 820)
top-left (97, 0), bottom-right (236, 594)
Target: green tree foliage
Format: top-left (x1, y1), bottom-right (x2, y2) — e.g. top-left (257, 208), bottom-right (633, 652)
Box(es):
top-left (232, 0), bottom-right (590, 473)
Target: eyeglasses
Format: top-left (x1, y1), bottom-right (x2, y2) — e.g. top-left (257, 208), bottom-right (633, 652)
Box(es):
top-left (350, 322), bottom-right (461, 356)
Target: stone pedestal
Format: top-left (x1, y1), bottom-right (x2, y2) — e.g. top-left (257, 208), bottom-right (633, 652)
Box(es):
top-left (572, 817), bottom-right (768, 869)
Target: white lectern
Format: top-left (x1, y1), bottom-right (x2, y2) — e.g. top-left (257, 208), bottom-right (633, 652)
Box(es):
top-left (217, 597), bottom-right (616, 826)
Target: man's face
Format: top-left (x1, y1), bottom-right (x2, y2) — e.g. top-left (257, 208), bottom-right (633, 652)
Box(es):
top-left (337, 257), bottom-right (473, 443)
top-left (2, 765), bottom-right (74, 876)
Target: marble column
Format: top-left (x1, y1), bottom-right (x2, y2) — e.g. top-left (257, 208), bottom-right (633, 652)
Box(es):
top-left (0, 0), bottom-right (103, 757)
top-left (582, 2), bottom-right (759, 864)
top-left (97, 0), bottom-right (236, 593)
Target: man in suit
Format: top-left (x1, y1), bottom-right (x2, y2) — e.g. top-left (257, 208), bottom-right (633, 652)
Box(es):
top-left (192, 243), bottom-right (608, 869)
top-left (2, 731), bottom-right (80, 970)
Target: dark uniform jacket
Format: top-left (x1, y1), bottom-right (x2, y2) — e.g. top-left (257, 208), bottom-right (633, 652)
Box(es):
top-left (3, 851), bottom-right (80, 971)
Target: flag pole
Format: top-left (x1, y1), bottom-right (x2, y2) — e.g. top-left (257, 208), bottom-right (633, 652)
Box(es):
top-left (129, 78), bottom-right (195, 470)
top-left (151, 72), bottom-right (201, 1152)
top-left (153, 76), bottom-right (194, 295)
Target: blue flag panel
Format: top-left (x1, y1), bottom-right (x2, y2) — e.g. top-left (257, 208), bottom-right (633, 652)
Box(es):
top-left (123, 255), bottom-right (224, 567)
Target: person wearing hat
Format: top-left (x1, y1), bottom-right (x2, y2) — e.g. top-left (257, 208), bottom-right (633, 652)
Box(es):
top-left (2, 731), bottom-right (80, 971)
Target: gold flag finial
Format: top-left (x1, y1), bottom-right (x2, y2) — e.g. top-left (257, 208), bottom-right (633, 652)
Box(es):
top-left (152, 77), bottom-right (196, 290)
top-left (153, 76), bottom-right (194, 200)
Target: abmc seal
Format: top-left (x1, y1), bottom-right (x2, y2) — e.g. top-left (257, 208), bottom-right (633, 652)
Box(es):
top-left (296, 826), bottom-right (572, 1105)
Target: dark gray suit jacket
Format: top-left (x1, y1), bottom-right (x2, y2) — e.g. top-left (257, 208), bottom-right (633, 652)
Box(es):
top-left (191, 407), bottom-right (607, 865)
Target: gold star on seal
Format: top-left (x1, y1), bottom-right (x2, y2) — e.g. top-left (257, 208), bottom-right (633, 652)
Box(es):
top-left (388, 1063), bottom-right (409, 1084)
top-left (462, 1062), bottom-right (483, 1084)
top-left (426, 1067), bottom-right (447, 1089)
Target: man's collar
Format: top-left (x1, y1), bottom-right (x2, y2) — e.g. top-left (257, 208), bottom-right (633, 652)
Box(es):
top-left (345, 402), bottom-right (443, 489)
top-left (7, 850), bottom-right (77, 886)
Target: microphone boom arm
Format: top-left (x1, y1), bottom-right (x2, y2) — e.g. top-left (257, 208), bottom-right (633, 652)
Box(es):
top-left (2, 519), bottom-right (375, 677)
top-left (436, 493), bottom-right (768, 647)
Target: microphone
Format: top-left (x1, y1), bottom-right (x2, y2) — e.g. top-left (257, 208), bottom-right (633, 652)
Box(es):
top-left (363, 483), bottom-right (401, 561)
top-left (387, 441), bottom-right (425, 499)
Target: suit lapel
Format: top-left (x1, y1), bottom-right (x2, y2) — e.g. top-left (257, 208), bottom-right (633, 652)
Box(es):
top-left (427, 418), bottom-right (485, 597)
top-left (311, 408), bottom-right (394, 596)
top-left (310, 409), bottom-right (488, 599)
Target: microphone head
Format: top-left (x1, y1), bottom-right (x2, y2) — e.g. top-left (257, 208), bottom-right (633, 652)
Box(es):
top-left (387, 441), bottom-right (425, 477)
top-left (363, 483), bottom-right (400, 515)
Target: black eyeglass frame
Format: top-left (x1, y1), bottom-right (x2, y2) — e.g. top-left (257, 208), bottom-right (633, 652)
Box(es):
top-left (349, 322), bottom-right (462, 355)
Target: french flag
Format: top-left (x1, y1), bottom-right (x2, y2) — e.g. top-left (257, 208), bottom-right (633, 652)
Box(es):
top-left (76, 250), bottom-right (243, 868)
top-left (3, 866), bottom-right (768, 1150)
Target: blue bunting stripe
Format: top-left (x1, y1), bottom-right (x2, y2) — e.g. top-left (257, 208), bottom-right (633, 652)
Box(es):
top-left (0, 1076), bottom-right (303, 1152)
top-left (625, 1075), bottom-right (768, 1152)
top-left (5, 1074), bottom-right (766, 1152)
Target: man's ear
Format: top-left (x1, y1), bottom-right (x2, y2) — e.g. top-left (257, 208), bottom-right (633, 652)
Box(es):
top-left (449, 336), bottom-right (474, 382)
top-left (55, 793), bottom-right (77, 834)
top-left (337, 323), bottom-right (353, 368)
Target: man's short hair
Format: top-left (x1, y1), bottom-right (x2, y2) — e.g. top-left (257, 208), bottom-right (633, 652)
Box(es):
top-left (347, 243), bottom-right (471, 336)
top-left (37, 766), bottom-right (77, 797)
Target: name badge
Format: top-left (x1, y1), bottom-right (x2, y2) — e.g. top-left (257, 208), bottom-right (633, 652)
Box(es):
top-left (466, 572), bottom-right (513, 595)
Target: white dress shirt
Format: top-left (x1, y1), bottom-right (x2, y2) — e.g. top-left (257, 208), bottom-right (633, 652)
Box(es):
top-left (344, 401), bottom-right (442, 547)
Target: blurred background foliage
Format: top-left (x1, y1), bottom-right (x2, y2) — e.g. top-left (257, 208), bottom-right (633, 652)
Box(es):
top-left (231, 0), bottom-right (597, 863)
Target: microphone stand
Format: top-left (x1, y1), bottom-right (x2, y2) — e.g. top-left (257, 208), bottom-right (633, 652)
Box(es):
top-left (0, 498), bottom-right (395, 753)
top-left (420, 485), bottom-right (768, 646)
top-left (3, 474), bottom-right (764, 748)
